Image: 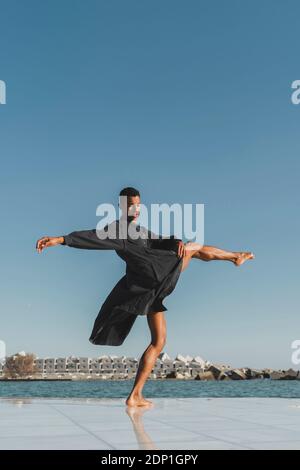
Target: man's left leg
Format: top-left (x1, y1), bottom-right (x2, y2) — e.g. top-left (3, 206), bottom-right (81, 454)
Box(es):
top-left (184, 242), bottom-right (254, 266)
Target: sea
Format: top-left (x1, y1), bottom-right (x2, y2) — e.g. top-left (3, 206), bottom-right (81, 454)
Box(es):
top-left (1, 379), bottom-right (300, 398)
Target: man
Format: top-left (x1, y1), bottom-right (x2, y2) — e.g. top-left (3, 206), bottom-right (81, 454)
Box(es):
top-left (36, 187), bottom-right (254, 407)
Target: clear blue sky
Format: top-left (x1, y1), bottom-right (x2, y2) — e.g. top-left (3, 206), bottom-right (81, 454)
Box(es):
top-left (1, 0), bottom-right (299, 369)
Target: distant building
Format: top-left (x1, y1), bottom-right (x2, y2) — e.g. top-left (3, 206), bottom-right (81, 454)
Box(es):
top-left (0, 353), bottom-right (211, 379)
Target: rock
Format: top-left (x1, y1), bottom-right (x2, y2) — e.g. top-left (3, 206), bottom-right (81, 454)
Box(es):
top-left (243, 368), bottom-right (253, 379)
top-left (270, 369), bottom-right (300, 380)
top-left (227, 369), bottom-right (246, 380)
top-left (281, 369), bottom-right (299, 380)
top-left (269, 369), bottom-right (299, 380)
top-left (175, 372), bottom-right (185, 379)
top-left (261, 369), bottom-right (271, 379)
top-left (194, 371), bottom-right (215, 381)
top-left (242, 368), bottom-right (263, 379)
top-left (270, 370), bottom-right (285, 380)
top-left (218, 372), bottom-right (230, 381)
top-left (248, 370), bottom-right (261, 379)
top-left (207, 365), bottom-right (223, 379)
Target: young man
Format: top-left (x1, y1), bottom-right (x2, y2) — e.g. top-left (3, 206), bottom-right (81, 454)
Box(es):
top-left (36, 187), bottom-right (254, 407)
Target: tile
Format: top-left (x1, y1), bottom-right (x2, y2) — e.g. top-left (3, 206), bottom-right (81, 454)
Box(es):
top-left (0, 397), bottom-right (299, 450)
top-left (93, 428), bottom-right (211, 446)
top-left (245, 440), bottom-right (300, 450)
top-left (0, 425), bottom-right (89, 438)
top-left (116, 439), bottom-right (249, 450)
top-left (0, 434), bottom-right (113, 450)
top-left (196, 426), bottom-right (299, 444)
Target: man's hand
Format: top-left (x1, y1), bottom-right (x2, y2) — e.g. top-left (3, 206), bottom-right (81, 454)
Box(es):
top-left (36, 236), bottom-right (64, 253)
top-left (177, 241), bottom-right (186, 258)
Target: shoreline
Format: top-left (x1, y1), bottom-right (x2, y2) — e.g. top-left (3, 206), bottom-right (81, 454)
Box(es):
top-left (1, 376), bottom-right (300, 381)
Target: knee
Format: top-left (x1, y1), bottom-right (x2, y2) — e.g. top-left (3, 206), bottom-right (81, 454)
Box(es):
top-left (152, 336), bottom-right (167, 351)
top-left (185, 242), bottom-right (203, 252)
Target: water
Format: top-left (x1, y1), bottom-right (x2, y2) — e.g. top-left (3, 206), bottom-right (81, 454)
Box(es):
top-left (1, 379), bottom-right (300, 398)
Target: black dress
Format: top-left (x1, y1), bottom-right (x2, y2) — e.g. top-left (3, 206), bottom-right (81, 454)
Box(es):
top-left (62, 219), bottom-right (184, 346)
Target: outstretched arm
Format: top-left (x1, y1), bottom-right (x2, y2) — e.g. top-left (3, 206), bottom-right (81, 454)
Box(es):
top-left (61, 229), bottom-right (125, 250)
top-left (36, 224), bottom-right (125, 253)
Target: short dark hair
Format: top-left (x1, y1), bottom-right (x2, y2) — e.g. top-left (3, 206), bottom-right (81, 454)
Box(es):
top-left (119, 187), bottom-right (140, 198)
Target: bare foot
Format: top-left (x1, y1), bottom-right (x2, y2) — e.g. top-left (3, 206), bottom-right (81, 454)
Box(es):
top-left (234, 252), bottom-right (255, 266)
top-left (125, 393), bottom-right (153, 407)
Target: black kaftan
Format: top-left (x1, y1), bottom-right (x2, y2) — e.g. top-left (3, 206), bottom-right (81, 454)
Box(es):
top-left (62, 219), bottom-right (183, 346)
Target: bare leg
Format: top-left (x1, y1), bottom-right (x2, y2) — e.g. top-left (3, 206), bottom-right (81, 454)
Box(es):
top-left (184, 242), bottom-right (254, 266)
top-left (125, 311), bottom-right (166, 407)
top-left (181, 247), bottom-right (199, 272)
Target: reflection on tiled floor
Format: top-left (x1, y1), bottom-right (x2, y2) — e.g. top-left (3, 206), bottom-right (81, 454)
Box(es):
top-left (1, 397), bottom-right (300, 450)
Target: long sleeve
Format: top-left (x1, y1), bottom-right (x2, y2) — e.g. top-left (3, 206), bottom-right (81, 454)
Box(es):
top-left (147, 230), bottom-right (182, 251)
top-left (62, 222), bottom-right (125, 251)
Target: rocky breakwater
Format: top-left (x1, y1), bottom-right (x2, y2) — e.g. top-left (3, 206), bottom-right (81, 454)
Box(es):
top-left (192, 366), bottom-right (300, 381)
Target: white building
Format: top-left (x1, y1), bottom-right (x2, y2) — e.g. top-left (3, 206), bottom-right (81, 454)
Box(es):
top-left (26, 353), bottom-right (210, 378)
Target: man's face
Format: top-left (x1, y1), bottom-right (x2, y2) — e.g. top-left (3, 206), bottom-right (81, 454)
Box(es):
top-left (119, 195), bottom-right (141, 221)
top-left (127, 196), bottom-right (141, 221)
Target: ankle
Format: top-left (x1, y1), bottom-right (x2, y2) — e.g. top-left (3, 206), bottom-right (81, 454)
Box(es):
top-left (130, 389), bottom-right (142, 397)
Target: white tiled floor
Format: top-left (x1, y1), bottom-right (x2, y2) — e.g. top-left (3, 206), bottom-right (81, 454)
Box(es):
top-left (1, 397), bottom-right (300, 450)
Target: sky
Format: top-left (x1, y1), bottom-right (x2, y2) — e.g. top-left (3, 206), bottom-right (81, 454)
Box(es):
top-left (0, 0), bottom-right (299, 369)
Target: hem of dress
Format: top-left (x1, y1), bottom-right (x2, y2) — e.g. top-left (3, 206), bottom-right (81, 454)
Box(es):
top-left (88, 256), bottom-right (183, 346)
